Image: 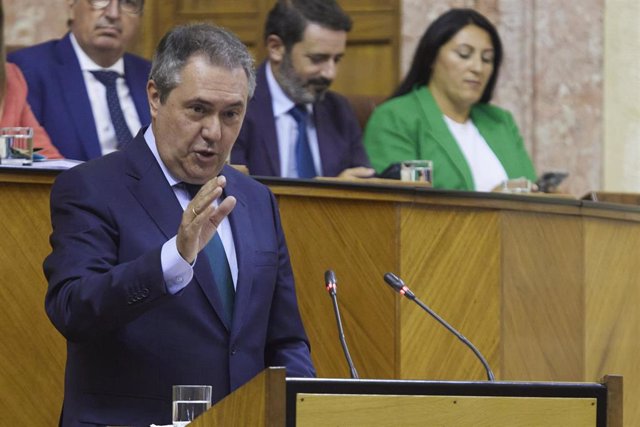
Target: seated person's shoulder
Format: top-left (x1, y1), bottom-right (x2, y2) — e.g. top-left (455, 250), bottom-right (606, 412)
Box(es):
top-left (367, 92), bottom-right (422, 127)
top-left (8, 39), bottom-right (59, 64)
top-left (472, 102), bottom-right (517, 125)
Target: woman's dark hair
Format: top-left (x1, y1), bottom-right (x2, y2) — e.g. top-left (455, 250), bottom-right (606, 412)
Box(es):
top-left (392, 8), bottom-right (502, 104)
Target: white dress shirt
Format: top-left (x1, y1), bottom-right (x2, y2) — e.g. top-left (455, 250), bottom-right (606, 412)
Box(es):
top-left (266, 62), bottom-right (323, 177)
top-left (144, 127), bottom-right (238, 294)
top-left (70, 33), bottom-right (142, 156)
top-left (444, 115), bottom-right (508, 192)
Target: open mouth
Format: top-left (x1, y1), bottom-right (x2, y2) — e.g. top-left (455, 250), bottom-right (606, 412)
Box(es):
top-left (194, 150), bottom-right (217, 161)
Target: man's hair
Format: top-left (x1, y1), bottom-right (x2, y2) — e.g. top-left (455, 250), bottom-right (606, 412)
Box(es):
top-left (392, 8), bottom-right (503, 104)
top-left (149, 23), bottom-right (256, 103)
top-left (264, 0), bottom-right (352, 50)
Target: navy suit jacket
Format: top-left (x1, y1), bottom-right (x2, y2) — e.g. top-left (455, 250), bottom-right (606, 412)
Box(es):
top-left (8, 32), bottom-right (151, 161)
top-left (231, 62), bottom-right (370, 177)
top-left (43, 130), bottom-right (315, 426)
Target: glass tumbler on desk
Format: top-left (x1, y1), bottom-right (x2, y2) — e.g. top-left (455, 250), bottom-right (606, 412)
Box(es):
top-left (400, 160), bottom-right (433, 183)
top-left (0, 127), bottom-right (34, 166)
top-left (172, 385), bottom-right (212, 426)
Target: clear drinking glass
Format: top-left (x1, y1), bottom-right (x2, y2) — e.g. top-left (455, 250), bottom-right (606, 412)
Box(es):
top-left (0, 127), bottom-right (34, 166)
top-left (400, 160), bottom-right (433, 183)
top-left (172, 385), bottom-right (212, 426)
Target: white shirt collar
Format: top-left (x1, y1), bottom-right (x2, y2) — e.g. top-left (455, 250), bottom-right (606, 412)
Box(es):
top-left (143, 126), bottom-right (181, 188)
top-left (69, 32), bottom-right (125, 74)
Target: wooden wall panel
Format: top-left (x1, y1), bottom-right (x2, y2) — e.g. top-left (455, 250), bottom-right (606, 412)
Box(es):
top-left (277, 197), bottom-right (398, 379)
top-left (502, 212), bottom-right (584, 381)
top-left (0, 182), bottom-right (65, 426)
top-left (398, 207), bottom-right (501, 381)
top-left (134, 0), bottom-right (400, 97)
top-left (584, 217), bottom-right (640, 427)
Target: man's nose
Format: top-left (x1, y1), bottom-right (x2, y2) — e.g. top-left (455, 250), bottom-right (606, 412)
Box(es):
top-left (202, 116), bottom-right (222, 142)
top-left (320, 59), bottom-right (338, 81)
top-left (104, 0), bottom-right (122, 19)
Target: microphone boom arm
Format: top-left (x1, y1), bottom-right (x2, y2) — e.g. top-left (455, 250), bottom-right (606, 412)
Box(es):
top-left (325, 270), bottom-right (359, 379)
top-left (384, 272), bottom-right (495, 381)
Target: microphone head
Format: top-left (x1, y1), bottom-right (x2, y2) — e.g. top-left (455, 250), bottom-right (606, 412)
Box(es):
top-left (383, 272), bottom-right (404, 292)
top-left (324, 269), bottom-right (337, 295)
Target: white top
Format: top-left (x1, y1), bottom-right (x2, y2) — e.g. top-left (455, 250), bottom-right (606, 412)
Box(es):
top-left (266, 62), bottom-right (323, 177)
top-left (70, 33), bottom-right (142, 156)
top-left (144, 127), bottom-right (238, 294)
top-left (443, 115), bottom-right (508, 192)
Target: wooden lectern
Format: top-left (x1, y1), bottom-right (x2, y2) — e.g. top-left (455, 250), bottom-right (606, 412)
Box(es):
top-left (192, 368), bottom-right (621, 427)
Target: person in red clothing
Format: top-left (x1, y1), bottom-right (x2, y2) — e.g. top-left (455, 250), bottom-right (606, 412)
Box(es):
top-left (0, 3), bottom-right (62, 159)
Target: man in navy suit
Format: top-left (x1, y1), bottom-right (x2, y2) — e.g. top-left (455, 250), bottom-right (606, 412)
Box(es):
top-left (231, 0), bottom-right (374, 179)
top-left (43, 23), bottom-right (315, 426)
top-left (8, 0), bottom-right (150, 160)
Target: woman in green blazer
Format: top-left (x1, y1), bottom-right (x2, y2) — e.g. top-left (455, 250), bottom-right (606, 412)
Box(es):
top-left (363, 9), bottom-right (536, 191)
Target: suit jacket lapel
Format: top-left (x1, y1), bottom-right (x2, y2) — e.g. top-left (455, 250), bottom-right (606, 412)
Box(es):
top-left (314, 102), bottom-right (341, 177)
top-left (56, 33), bottom-right (102, 160)
top-left (124, 133), bottom-right (230, 328)
top-left (470, 107), bottom-right (518, 178)
top-left (124, 130), bottom-right (182, 240)
top-left (417, 87), bottom-right (474, 189)
top-left (253, 64), bottom-right (281, 176)
top-left (221, 166), bottom-right (255, 337)
top-left (123, 54), bottom-right (151, 126)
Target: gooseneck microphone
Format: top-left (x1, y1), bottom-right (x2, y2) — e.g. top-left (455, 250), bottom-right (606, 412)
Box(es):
top-left (324, 270), bottom-right (359, 379)
top-left (383, 272), bottom-right (495, 381)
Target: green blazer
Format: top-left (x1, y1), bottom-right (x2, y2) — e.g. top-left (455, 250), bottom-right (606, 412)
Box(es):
top-left (363, 86), bottom-right (536, 190)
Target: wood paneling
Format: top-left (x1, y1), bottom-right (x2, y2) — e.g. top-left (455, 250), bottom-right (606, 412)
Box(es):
top-left (296, 394), bottom-right (597, 427)
top-left (132, 0), bottom-right (400, 97)
top-left (3, 171), bottom-right (639, 426)
top-left (502, 212), bottom-right (584, 381)
top-left (399, 207), bottom-right (501, 380)
top-left (0, 181), bottom-right (65, 426)
top-left (584, 218), bottom-right (640, 427)
top-left (278, 197), bottom-right (397, 378)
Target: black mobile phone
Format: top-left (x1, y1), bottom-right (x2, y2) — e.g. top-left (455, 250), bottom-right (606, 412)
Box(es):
top-left (536, 171), bottom-right (568, 193)
top-left (374, 162), bottom-right (402, 180)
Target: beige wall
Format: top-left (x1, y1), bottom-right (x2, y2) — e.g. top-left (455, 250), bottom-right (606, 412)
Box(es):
top-left (4, 0), bottom-right (66, 46)
top-left (3, 0), bottom-right (614, 196)
top-left (604, 0), bottom-right (640, 191)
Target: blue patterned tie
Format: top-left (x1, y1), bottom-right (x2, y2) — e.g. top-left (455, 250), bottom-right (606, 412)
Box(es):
top-left (185, 184), bottom-right (235, 324)
top-left (90, 70), bottom-right (133, 148)
top-left (288, 104), bottom-right (316, 178)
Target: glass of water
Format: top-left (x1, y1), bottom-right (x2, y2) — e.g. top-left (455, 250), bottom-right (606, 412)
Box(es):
top-left (400, 160), bottom-right (433, 183)
top-left (172, 385), bottom-right (212, 426)
top-left (0, 127), bottom-right (34, 166)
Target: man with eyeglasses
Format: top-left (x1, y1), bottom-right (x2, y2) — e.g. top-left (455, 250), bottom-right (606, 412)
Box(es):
top-left (8, 0), bottom-right (150, 161)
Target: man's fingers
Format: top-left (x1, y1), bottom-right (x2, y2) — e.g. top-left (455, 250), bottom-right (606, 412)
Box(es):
top-left (209, 196), bottom-right (236, 228)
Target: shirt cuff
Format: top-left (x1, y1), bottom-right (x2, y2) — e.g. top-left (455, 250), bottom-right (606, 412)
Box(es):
top-left (161, 235), bottom-right (194, 295)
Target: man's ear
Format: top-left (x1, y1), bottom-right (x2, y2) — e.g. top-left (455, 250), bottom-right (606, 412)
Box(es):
top-left (266, 35), bottom-right (286, 64)
top-left (147, 80), bottom-right (161, 119)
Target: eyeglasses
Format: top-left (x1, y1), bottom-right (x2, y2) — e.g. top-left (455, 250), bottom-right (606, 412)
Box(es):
top-left (87, 0), bottom-right (143, 15)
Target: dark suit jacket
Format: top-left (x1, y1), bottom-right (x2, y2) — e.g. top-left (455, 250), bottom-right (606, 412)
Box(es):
top-left (8, 32), bottom-right (151, 161)
top-left (231, 62), bottom-right (370, 177)
top-left (43, 130), bottom-right (315, 426)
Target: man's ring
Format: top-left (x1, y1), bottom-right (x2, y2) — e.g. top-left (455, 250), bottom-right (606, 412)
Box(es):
top-left (192, 207), bottom-right (199, 216)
